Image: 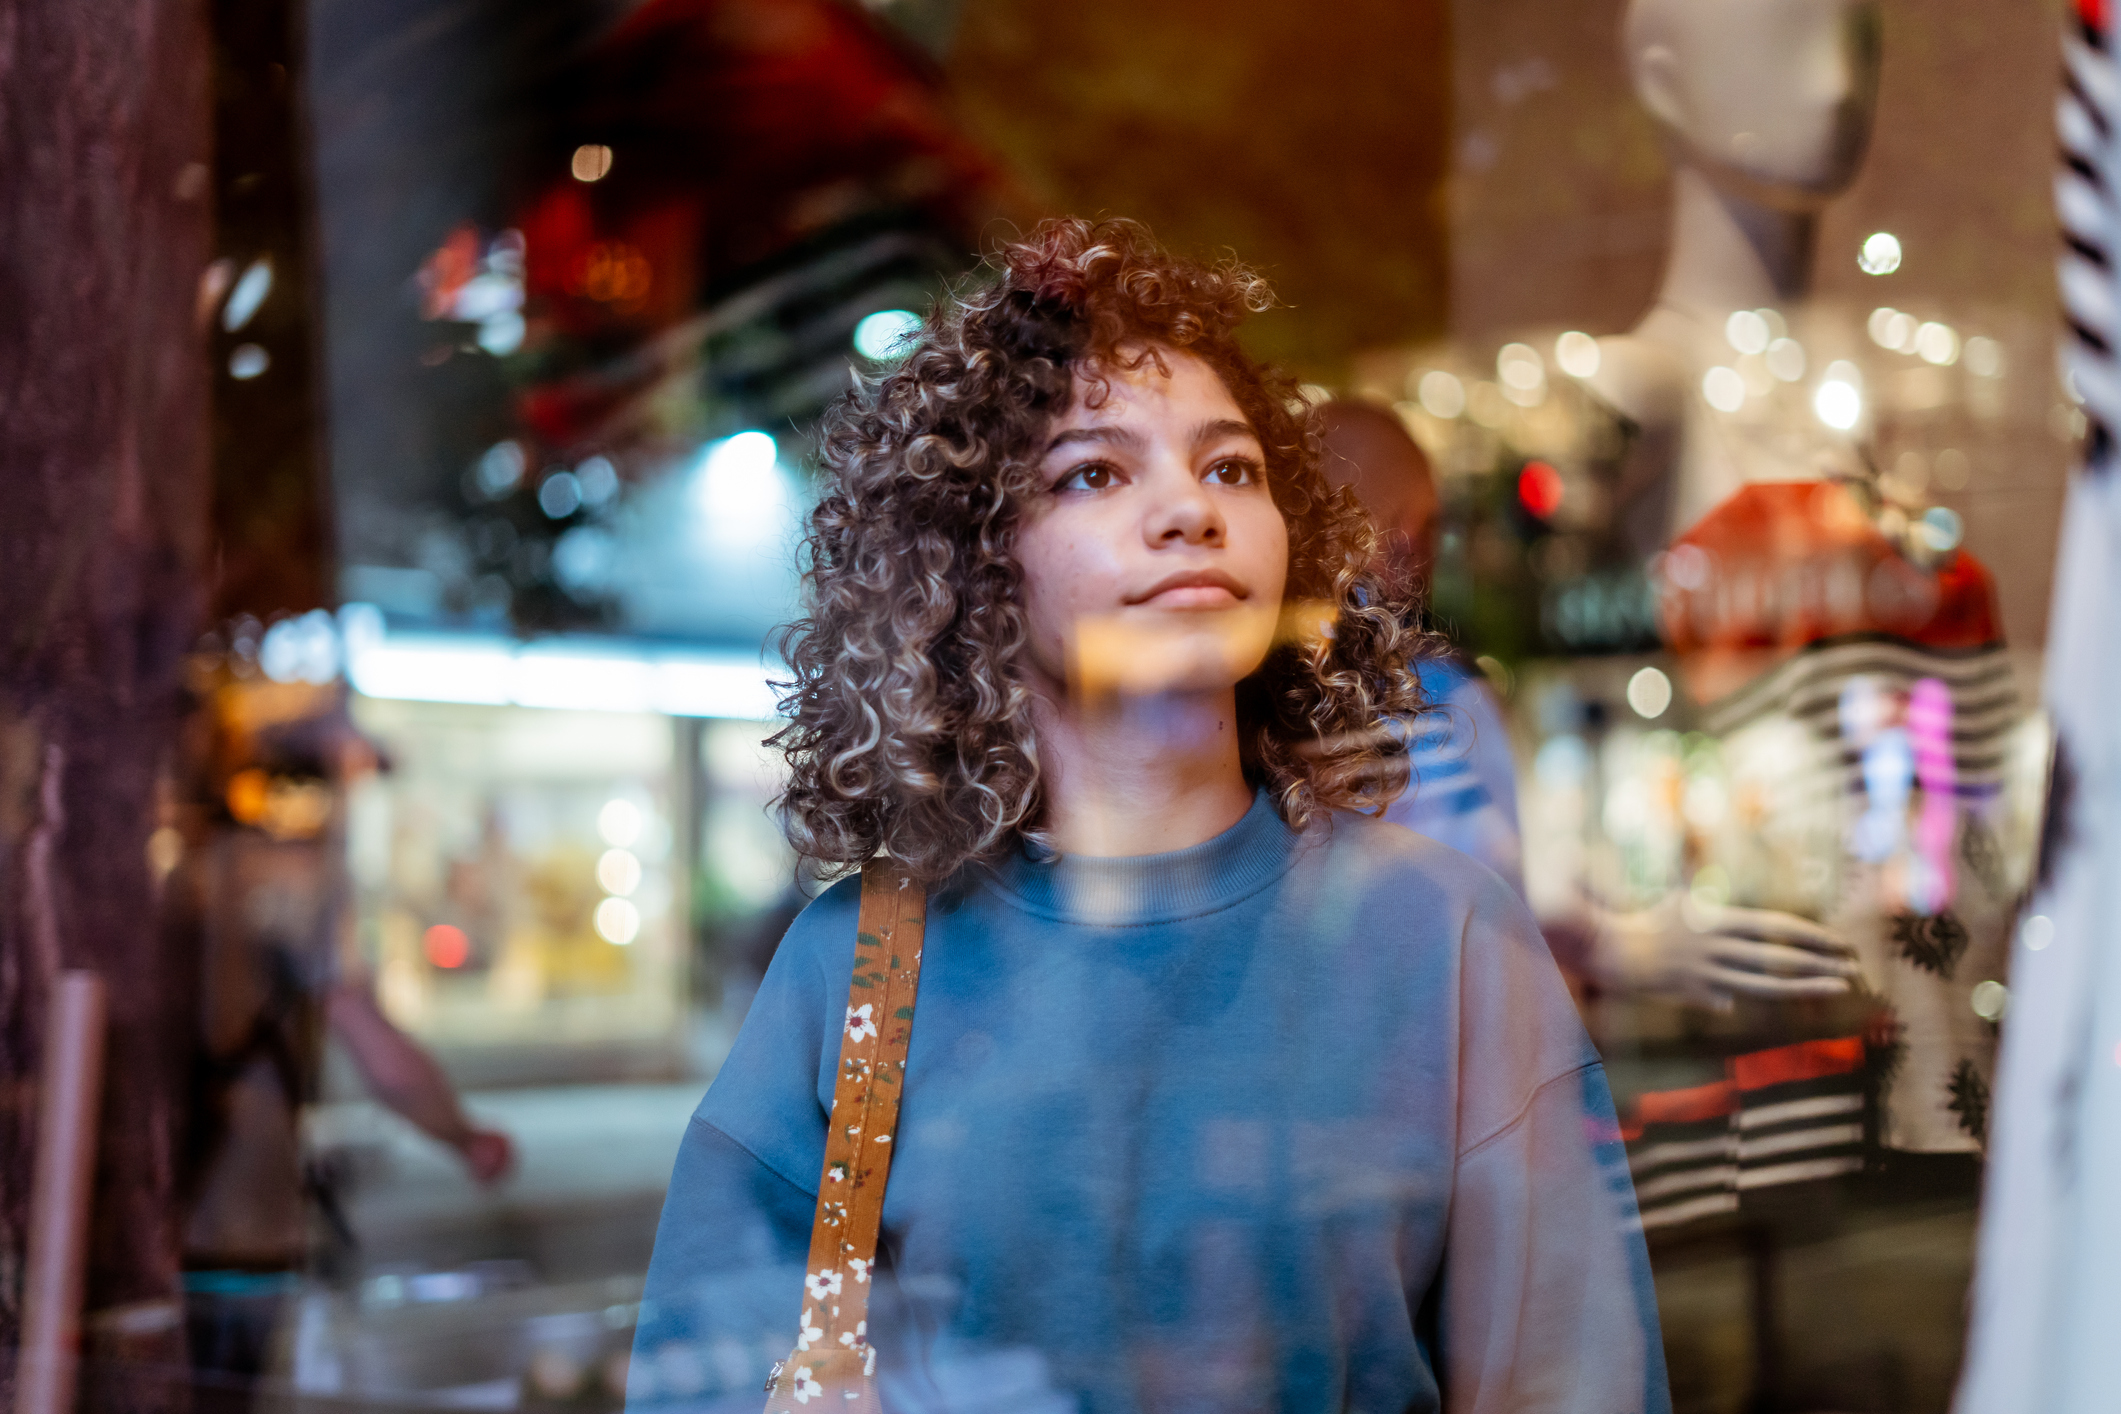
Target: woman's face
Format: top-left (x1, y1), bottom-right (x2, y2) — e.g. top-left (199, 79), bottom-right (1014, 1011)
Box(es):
top-left (1015, 346), bottom-right (1290, 700)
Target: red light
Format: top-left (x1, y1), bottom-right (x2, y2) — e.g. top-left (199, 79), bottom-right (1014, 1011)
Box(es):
top-left (1517, 461), bottom-right (1564, 519)
top-left (424, 924), bottom-right (469, 969)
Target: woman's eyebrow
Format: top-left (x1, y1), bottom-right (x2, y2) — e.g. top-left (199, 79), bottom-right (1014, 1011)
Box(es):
top-left (1192, 418), bottom-right (1259, 449)
top-left (1045, 424), bottom-right (1143, 453)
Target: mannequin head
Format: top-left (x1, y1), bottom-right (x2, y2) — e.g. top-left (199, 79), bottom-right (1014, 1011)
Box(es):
top-left (1623, 0), bottom-right (1880, 204)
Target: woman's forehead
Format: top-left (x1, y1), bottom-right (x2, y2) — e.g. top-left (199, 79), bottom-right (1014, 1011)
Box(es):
top-left (1053, 346), bottom-right (1253, 438)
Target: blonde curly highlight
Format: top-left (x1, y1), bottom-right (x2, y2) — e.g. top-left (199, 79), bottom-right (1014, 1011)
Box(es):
top-left (772, 218), bottom-right (1434, 883)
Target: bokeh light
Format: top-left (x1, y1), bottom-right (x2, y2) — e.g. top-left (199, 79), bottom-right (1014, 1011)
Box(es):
top-left (477, 310), bottom-right (525, 355)
top-left (598, 798), bottom-right (644, 848)
top-left (1917, 506), bottom-right (1964, 554)
top-left (223, 258), bottom-right (273, 332)
top-left (1702, 366), bottom-right (1746, 413)
top-left (1766, 337), bottom-right (1807, 382)
top-left (1724, 310), bottom-right (1770, 355)
top-left (1417, 369), bottom-right (1466, 419)
top-left (1964, 336), bottom-right (2004, 378)
top-left (1626, 666), bottom-right (1673, 719)
top-left (1915, 321), bottom-right (1961, 366)
top-left (853, 309), bottom-right (921, 361)
top-left (1816, 362), bottom-right (1864, 430)
top-left (696, 431), bottom-right (788, 547)
top-left (1517, 460), bottom-right (1564, 518)
top-left (475, 441), bottom-right (525, 498)
top-left (571, 143), bottom-right (614, 182)
top-left (594, 897), bottom-right (641, 946)
top-left (1859, 232), bottom-right (1903, 275)
top-left (260, 609), bottom-right (341, 684)
top-left (1497, 343), bottom-right (1546, 407)
top-left (597, 847), bottom-right (643, 897)
top-left (576, 455), bottom-right (620, 507)
top-left (538, 470), bottom-right (583, 519)
top-left (424, 924), bottom-right (469, 969)
top-left (1554, 331), bottom-right (1601, 378)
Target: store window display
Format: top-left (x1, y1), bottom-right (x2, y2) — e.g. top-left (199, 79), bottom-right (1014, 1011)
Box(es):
top-left (1357, 0), bottom-right (2052, 1403)
top-left (1576, 0), bottom-right (2036, 1196)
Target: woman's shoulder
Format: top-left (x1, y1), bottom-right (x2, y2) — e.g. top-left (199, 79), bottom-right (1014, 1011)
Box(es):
top-left (1321, 813), bottom-right (1593, 1088)
top-left (1313, 809), bottom-right (1527, 930)
top-left (766, 872), bottom-right (866, 978)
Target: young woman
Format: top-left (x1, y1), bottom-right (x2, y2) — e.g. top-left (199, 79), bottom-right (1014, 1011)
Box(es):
top-left (629, 221), bottom-right (1667, 1414)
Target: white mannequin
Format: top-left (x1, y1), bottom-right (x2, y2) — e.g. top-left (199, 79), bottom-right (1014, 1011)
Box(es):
top-left (1587, 0), bottom-right (1882, 546)
top-left (1578, 0), bottom-right (1881, 1006)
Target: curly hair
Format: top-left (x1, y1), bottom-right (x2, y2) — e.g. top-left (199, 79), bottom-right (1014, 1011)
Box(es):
top-left (771, 218), bottom-right (1432, 883)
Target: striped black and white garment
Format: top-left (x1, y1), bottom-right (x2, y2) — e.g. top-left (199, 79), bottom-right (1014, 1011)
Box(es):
top-left (1625, 1038), bottom-right (1871, 1232)
top-left (1625, 1083), bottom-right (1741, 1232)
top-left (1697, 633), bottom-right (2034, 1156)
top-left (1957, 3), bottom-right (2121, 1398)
top-left (1700, 634), bottom-right (2022, 808)
top-left (1732, 1041), bottom-right (1870, 1192)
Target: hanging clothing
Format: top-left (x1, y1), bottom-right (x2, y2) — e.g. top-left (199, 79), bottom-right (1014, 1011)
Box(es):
top-left (1623, 480), bottom-right (2040, 1230)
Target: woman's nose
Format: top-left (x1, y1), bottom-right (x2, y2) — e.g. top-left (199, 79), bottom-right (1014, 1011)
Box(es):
top-left (1144, 477), bottom-right (1223, 547)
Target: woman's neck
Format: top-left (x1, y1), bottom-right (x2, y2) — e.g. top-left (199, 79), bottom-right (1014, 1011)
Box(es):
top-left (1033, 686), bottom-right (1255, 858)
top-left (1645, 165), bottom-right (1817, 336)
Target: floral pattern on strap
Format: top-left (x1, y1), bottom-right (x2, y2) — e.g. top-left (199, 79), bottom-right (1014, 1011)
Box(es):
top-left (769, 862), bottom-right (925, 1413)
top-left (844, 1004), bottom-right (877, 1042)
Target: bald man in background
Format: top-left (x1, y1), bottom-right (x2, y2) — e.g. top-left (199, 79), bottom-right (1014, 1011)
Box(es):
top-left (1316, 400), bottom-right (1525, 899)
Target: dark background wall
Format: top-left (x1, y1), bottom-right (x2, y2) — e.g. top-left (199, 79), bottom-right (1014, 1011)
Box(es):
top-left (945, 0), bottom-right (1454, 380)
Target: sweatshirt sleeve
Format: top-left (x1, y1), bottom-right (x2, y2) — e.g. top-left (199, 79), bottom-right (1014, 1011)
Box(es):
top-left (1439, 875), bottom-right (1670, 1414)
top-left (627, 1119), bottom-right (814, 1410)
top-left (627, 879), bottom-right (860, 1412)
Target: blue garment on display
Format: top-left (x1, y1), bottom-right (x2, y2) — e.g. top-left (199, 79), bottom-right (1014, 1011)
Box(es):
top-left (630, 794), bottom-right (1667, 1414)
top-left (1386, 659), bottom-right (1526, 903)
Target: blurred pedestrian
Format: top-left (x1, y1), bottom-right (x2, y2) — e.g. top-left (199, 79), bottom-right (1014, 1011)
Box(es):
top-left (172, 683), bottom-right (512, 1412)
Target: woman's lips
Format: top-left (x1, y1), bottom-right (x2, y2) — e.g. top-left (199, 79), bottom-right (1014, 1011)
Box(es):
top-left (1141, 584), bottom-right (1243, 609)
top-left (1130, 569), bottom-right (1247, 609)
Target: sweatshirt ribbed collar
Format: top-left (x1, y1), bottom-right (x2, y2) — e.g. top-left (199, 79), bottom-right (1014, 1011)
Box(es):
top-left (979, 790), bottom-right (1305, 926)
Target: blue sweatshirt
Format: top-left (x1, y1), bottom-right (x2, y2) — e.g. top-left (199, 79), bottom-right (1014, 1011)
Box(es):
top-left (629, 794), bottom-right (1668, 1414)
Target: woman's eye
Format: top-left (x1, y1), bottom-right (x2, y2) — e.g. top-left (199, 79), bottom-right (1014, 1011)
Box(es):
top-left (1205, 458), bottom-right (1260, 486)
top-left (1056, 463), bottom-right (1118, 493)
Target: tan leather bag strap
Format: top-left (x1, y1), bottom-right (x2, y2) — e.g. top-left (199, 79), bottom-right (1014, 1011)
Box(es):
top-left (763, 860), bottom-right (925, 1412)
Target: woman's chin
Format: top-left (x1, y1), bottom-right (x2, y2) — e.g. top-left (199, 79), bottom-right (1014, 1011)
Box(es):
top-left (1067, 607), bottom-right (1274, 700)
